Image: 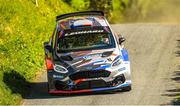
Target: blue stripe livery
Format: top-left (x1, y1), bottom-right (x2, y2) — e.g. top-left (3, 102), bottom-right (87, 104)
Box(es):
top-left (121, 48), bottom-right (129, 61)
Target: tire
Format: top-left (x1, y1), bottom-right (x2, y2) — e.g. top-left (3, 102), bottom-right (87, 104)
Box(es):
top-left (47, 83), bottom-right (50, 92)
top-left (47, 83), bottom-right (55, 96)
top-left (122, 86), bottom-right (132, 91)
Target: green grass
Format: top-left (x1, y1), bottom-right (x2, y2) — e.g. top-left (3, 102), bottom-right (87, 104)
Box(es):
top-left (0, 0), bottom-right (76, 104)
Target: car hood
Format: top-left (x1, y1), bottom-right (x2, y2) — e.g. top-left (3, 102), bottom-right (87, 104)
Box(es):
top-left (57, 48), bottom-right (120, 71)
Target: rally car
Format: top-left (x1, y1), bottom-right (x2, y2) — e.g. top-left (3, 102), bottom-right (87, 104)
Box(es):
top-left (44, 11), bottom-right (131, 94)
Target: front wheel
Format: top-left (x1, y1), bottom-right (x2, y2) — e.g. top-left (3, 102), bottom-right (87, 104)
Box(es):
top-left (122, 86), bottom-right (132, 91)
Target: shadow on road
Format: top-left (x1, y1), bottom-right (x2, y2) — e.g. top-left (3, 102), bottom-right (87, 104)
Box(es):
top-left (163, 71), bottom-right (180, 105)
top-left (3, 70), bottom-right (31, 98)
top-left (3, 70), bottom-right (123, 100)
top-left (175, 40), bottom-right (180, 57)
top-left (26, 81), bottom-right (121, 100)
top-left (162, 39), bottom-right (180, 105)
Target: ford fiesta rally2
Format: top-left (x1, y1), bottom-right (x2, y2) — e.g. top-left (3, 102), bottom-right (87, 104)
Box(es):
top-left (44, 11), bottom-right (132, 94)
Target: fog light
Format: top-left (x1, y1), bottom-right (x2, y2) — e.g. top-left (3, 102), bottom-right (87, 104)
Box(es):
top-left (54, 64), bottom-right (68, 73)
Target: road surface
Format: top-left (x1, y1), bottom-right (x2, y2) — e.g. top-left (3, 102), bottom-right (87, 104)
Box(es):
top-left (23, 24), bottom-right (180, 105)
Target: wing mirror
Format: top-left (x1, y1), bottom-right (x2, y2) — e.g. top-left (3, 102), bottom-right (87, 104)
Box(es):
top-left (44, 42), bottom-right (52, 52)
top-left (119, 36), bottom-right (126, 45)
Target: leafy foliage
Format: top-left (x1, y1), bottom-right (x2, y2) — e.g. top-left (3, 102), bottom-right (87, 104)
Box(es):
top-left (89, 0), bottom-right (113, 17)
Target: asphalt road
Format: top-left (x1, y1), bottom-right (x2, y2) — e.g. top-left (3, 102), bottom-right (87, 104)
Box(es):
top-left (23, 24), bottom-right (180, 105)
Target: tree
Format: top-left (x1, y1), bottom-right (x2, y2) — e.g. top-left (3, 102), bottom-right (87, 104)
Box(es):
top-left (89, 0), bottom-right (113, 18)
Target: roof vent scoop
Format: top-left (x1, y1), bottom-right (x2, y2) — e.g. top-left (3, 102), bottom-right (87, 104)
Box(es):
top-left (72, 19), bottom-right (93, 28)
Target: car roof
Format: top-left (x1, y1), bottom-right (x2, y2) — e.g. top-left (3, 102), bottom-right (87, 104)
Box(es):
top-left (57, 16), bottom-right (109, 31)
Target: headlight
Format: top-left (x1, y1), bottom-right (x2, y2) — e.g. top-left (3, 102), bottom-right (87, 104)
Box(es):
top-left (54, 64), bottom-right (68, 73)
top-left (112, 58), bottom-right (123, 67)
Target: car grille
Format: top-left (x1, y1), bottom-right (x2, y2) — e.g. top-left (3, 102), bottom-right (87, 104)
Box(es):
top-left (69, 70), bottom-right (111, 80)
top-left (73, 79), bottom-right (108, 90)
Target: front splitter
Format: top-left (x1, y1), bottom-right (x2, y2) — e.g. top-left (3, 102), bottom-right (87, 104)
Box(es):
top-left (49, 83), bottom-right (130, 94)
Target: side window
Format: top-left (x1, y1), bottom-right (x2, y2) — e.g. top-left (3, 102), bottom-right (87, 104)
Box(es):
top-left (113, 32), bottom-right (119, 44)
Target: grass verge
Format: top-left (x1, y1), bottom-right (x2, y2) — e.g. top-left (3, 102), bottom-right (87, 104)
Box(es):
top-left (0, 0), bottom-right (75, 104)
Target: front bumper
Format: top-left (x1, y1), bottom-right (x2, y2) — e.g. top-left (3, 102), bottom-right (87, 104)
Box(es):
top-left (47, 62), bottom-right (131, 94)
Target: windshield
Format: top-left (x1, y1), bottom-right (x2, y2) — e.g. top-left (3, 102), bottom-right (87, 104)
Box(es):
top-left (57, 29), bottom-right (115, 52)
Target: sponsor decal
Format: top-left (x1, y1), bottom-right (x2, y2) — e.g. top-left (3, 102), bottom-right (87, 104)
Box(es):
top-left (118, 67), bottom-right (126, 71)
top-left (53, 74), bottom-right (64, 79)
top-left (65, 30), bottom-right (104, 36)
top-left (83, 53), bottom-right (102, 60)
